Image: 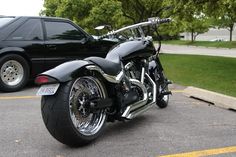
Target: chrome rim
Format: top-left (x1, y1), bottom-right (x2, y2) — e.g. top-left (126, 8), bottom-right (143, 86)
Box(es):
top-left (0, 60), bottom-right (24, 86)
top-left (69, 77), bottom-right (106, 136)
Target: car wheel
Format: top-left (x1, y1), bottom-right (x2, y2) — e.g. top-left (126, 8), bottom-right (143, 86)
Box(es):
top-left (0, 54), bottom-right (30, 92)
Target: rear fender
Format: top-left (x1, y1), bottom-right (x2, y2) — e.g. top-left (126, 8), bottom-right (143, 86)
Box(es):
top-left (39, 60), bottom-right (93, 82)
top-left (38, 60), bottom-right (124, 83)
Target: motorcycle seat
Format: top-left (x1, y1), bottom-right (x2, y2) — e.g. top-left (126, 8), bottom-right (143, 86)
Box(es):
top-left (85, 55), bottom-right (121, 76)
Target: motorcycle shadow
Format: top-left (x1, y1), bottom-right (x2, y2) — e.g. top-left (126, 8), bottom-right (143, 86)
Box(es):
top-left (60, 114), bottom-right (155, 149)
top-left (102, 114), bottom-right (154, 138)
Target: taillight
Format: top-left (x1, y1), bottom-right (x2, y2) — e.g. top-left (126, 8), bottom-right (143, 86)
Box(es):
top-left (35, 75), bottom-right (57, 85)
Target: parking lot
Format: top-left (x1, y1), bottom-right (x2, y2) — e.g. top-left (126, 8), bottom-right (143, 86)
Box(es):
top-left (0, 84), bottom-right (236, 157)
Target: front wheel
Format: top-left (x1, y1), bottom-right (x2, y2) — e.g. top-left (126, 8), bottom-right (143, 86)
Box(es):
top-left (41, 76), bottom-right (107, 146)
top-left (156, 83), bottom-right (169, 108)
top-left (155, 71), bottom-right (169, 108)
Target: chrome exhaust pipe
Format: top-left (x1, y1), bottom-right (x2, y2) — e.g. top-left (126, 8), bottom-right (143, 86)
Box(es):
top-left (121, 73), bottom-right (156, 119)
top-left (121, 79), bottom-right (148, 118)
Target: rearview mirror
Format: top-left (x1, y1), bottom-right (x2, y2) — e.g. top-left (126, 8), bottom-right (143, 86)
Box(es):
top-left (95, 26), bottom-right (106, 30)
top-left (94, 25), bottom-right (112, 31)
top-left (94, 25), bottom-right (113, 36)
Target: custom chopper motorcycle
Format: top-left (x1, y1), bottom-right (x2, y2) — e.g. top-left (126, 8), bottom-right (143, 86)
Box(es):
top-left (35, 17), bottom-right (172, 146)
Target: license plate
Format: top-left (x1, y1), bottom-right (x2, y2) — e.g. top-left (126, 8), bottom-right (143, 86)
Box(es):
top-left (37, 84), bottom-right (60, 96)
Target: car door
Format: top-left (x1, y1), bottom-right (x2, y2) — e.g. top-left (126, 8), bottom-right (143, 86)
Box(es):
top-left (43, 19), bottom-right (95, 71)
top-left (4, 18), bottom-right (45, 77)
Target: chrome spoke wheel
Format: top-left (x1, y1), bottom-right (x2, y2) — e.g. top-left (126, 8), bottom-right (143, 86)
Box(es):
top-left (0, 60), bottom-right (24, 86)
top-left (69, 77), bottom-right (106, 136)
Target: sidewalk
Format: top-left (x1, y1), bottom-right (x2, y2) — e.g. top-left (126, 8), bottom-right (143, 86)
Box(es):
top-left (159, 44), bottom-right (236, 58)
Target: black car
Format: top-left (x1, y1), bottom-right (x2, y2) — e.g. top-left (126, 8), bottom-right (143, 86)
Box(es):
top-left (0, 16), bottom-right (116, 92)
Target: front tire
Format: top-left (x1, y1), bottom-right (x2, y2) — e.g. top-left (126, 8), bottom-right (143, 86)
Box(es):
top-left (156, 84), bottom-right (169, 108)
top-left (155, 71), bottom-right (169, 108)
top-left (41, 76), bottom-right (107, 146)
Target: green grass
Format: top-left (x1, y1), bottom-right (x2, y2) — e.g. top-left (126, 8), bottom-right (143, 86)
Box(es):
top-left (160, 54), bottom-right (236, 97)
top-left (162, 40), bottom-right (236, 49)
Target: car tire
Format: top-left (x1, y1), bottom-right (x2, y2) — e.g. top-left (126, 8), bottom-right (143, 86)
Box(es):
top-left (0, 54), bottom-right (30, 92)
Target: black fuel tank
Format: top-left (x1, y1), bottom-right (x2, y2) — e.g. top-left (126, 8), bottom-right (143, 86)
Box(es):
top-left (107, 40), bottom-right (156, 61)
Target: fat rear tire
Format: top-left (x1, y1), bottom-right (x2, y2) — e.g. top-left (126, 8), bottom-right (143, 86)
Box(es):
top-left (41, 77), bottom-right (107, 147)
top-left (0, 54), bottom-right (29, 92)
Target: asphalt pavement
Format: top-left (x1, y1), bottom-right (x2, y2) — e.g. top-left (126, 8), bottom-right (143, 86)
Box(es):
top-left (0, 85), bottom-right (236, 157)
top-left (160, 44), bottom-right (236, 58)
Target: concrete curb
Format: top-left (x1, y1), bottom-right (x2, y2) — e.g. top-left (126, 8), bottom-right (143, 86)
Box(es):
top-left (183, 86), bottom-right (236, 111)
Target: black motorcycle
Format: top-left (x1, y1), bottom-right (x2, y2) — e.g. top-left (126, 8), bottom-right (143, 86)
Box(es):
top-left (35, 17), bottom-right (172, 146)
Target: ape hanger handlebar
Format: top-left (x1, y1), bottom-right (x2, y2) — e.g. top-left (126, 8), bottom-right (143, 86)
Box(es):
top-left (100, 17), bottom-right (171, 39)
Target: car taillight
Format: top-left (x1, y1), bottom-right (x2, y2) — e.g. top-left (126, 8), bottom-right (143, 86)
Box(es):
top-left (35, 75), bottom-right (57, 85)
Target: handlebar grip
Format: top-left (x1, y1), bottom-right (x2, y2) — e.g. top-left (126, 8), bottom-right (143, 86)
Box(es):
top-left (158, 18), bottom-right (171, 24)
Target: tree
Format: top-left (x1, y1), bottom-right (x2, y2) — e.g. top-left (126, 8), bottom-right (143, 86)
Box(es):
top-left (42, 0), bottom-right (236, 41)
top-left (211, 16), bottom-right (235, 42)
top-left (169, 0), bottom-right (236, 41)
top-left (118, 0), bottom-right (165, 23)
top-left (41, 0), bottom-right (131, 33)
top-left (213, 1), bottom-right (236, 41)
top-left (41, 0), bottom-right (94, 29)
top-left (40, 0), bottom-right (61, 16)
top-left (166, 1), bottom-right (211, 42)
top-left (41, 0), bottom-right (175, 33)
top-left (82, 0), bottom-right (130, 34)
top-left (184, 15), bottom-right (211, 42)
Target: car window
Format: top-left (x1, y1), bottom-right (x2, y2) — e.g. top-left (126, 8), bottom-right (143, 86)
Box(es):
top-left (44, 21), bottom-right (86, 40)
top-left (0, 17), bottom-right (15, 28)
top-left (7, 19), bottom-right (43, 41)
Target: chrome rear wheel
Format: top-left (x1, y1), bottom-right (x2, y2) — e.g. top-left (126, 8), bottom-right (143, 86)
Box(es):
top-left (41, 76), bottom-right (108, 146)
top-left (69, 77), bottom-right (107, 136)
